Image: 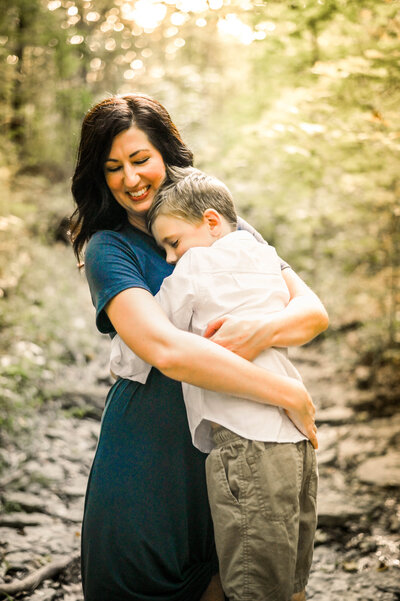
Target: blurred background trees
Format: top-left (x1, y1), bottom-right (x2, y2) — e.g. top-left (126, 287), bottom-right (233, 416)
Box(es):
top-left (0, 0), bottom-right (399, 383)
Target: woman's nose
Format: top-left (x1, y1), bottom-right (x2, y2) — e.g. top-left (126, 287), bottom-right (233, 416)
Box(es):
top-left (124, 164), bottom-right (140, 186)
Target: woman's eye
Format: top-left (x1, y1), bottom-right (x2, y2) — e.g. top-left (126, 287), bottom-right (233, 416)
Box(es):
top-left (171, 240), bottom-right (179, 248)
top-left (134, 157), bottom-right (149, 165)
top-left (106, 165), bottom-right (121, 173)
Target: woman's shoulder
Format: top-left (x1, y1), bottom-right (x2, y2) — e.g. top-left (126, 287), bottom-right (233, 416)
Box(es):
top-left (85, 230), bottom-right (131, 271)
top-left (86, 225), bottom-right (159, 260)
top-left (84, 227), bottom-right (159, 334)
top-left (87, 226), bottom-right (133, 250)
top-left (84, 224), bottom-right (170, 301)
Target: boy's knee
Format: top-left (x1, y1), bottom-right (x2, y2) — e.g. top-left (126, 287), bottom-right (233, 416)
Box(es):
top-left (200, 573), bottom-right (225, 601)
top-left (291, 590), bottom-right (306, 601)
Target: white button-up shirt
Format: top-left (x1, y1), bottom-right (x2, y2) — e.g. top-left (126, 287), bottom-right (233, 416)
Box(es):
top-left (110, 230), bottom-right (306, 452)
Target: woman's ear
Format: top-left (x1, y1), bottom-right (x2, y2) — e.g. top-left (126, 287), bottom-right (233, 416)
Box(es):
top-left (203, 208), bottom-right (222, 237)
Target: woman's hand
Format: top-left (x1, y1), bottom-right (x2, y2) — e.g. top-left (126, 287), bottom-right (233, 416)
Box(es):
top-left (205, 316), bottom-right (318, 448)
top-left (204, 315), bottom-right (272, 361)
top-left (284, 379), bottom-right (318, 449)
top-left (204, 268), bottom-right (329, 359)
top-left (107, 288), bottom-right (319, 447)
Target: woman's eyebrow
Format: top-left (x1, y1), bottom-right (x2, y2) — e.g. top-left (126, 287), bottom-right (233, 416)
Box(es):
top-left (105, 149), bottom-right (149, 162)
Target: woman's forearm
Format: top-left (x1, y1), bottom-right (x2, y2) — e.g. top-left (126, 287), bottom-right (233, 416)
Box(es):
top-left (108, 287), bottom-right (307, 409)
top-left (159, 328), bottom-right (301, 410)
top-left (266, 267), bottom-right (329, 348)
top-left (107, 287), bottom-right (318, 447)
top-left (203, 294), bottom-right (329, 360)
top-left (158, 327), bottom-right (317, 448)
top-left (261, 293), bottom-right (329, 348)
top-left (204, 268), bottom-right (329, 359)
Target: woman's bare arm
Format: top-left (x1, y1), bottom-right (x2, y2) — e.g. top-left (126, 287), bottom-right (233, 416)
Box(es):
top-left (106, 287), bottom-right (318, 448)
top-left (275, 268), bottom-right (329, 345)
top-left (204, 268), bottom-right (329, 360)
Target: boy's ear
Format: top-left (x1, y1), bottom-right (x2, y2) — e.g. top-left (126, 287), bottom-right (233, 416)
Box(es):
top-left (203, 208), bottom-right (222, 236)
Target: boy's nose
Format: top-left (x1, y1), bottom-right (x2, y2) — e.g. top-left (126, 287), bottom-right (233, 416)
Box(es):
top-left (166, 250), bottom-right (177, 265)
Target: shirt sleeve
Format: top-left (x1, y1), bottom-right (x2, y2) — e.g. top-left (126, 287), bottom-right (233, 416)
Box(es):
top-left (237, 216), bottom-right (290, 271)
top-left (154, 252), bottom-right (197, 332)
top-left (85, 230), bottom-right (151, 334)
top-left (109, 333), bottom-right (152, 384)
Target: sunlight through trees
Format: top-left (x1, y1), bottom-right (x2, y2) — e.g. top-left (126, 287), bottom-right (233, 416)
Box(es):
top-left (0, 0), bottom-right (399, 359)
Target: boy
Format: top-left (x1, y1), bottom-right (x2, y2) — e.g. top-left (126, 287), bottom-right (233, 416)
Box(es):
top-left (110, 167), bottom-right (318, 601)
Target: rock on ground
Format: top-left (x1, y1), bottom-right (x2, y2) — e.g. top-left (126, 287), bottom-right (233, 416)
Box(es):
top-left (0, 341), bottom-right (399, 600)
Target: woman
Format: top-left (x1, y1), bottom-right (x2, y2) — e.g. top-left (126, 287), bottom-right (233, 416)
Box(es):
top-left (70, 93), bottom-right (328, 601)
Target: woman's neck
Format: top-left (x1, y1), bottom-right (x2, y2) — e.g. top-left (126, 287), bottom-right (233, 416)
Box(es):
top-left (128, 214), bottom-right (150, 234)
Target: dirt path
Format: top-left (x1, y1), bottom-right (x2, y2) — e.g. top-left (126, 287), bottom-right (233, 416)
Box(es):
top-left (1, 334), bottom-right (399, 600)
top-left (293, 344), bottom-right (400, 600)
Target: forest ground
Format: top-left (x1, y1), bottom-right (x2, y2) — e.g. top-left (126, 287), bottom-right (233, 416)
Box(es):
top-left (0, 176), bottom-right (399, 600)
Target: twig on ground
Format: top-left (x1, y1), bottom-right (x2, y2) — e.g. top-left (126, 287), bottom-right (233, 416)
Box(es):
top-left (0, 553), bottom-right (80, 597)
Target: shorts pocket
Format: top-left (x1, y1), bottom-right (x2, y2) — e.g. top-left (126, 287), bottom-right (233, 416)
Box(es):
top-left (246, 443), bottom-right (300, 521)
top-left (207, 448), bottom-right (241, 506)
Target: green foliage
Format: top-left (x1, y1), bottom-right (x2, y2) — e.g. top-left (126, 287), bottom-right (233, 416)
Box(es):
top-left (0, 175), bottom-right (104, 441)
top-left (0, 0), bottom-right (398, 394)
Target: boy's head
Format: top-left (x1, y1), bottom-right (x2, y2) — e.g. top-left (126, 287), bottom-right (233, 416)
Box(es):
top-left (147, 166), bottom-right (237, 264)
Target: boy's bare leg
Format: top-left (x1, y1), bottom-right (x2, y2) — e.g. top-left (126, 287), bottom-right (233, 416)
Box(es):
top-left (200, 573), bottom-right (225, 601)
top-left (292, 590), bottom-right (306, 601)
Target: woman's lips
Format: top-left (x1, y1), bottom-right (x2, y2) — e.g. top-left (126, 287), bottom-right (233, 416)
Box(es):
top-left (127, 186), bottom-right (150, 202)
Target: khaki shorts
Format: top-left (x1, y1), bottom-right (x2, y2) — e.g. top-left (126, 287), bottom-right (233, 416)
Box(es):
top-left (205, 428), bottom-right (318, 601)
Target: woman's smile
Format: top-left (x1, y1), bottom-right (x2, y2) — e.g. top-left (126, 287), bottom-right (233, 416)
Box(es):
top-left (104, 126), bottom-right (166, 231)
top-left (127, 186), bottom-right (151, 201)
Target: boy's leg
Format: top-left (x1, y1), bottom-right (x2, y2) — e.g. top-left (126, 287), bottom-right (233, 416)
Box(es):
top-left (206, 430), bottom-right (303, 601)
top-left (291, 591), bottom-right (306, 601)
top-left (200, 573), bottom-right (225, 601)
top-left (293, 441), bottom-right (318, 599)
top-left (205, 435), bottom-right (246, 601)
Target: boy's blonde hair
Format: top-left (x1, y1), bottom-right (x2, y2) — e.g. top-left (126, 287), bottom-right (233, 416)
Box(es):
top-left (147, 166), bottom-right (237, 232)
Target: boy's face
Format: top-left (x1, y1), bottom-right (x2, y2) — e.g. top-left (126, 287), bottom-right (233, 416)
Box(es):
top-left (152, 214), bottom-right (215, 264)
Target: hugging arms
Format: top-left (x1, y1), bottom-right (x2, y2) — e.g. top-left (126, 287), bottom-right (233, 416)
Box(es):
top-left (106, 242), bottom-right (326, 448)
top-left (72, 93), bottom-right (328, 601)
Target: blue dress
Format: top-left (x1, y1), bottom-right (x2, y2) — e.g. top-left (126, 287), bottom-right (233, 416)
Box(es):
top-left (82, 223), bottom-right (218, 601)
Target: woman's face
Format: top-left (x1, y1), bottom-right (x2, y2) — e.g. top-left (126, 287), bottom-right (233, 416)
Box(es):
top-left (104, 126), bottom-right (166, 231)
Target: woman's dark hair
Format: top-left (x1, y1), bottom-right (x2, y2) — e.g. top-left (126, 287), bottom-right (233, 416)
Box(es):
top-left (70, 93), bottom-right (194, 260)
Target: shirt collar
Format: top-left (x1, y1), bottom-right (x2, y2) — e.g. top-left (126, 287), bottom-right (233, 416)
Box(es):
top-left (213, 230), bottom-right (254, 248)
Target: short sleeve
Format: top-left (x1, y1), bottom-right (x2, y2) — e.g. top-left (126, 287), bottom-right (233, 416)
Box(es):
top-left (237, 216), bottom-right (290, 270)
top-left (85, 230), bottom-right (151, 334)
